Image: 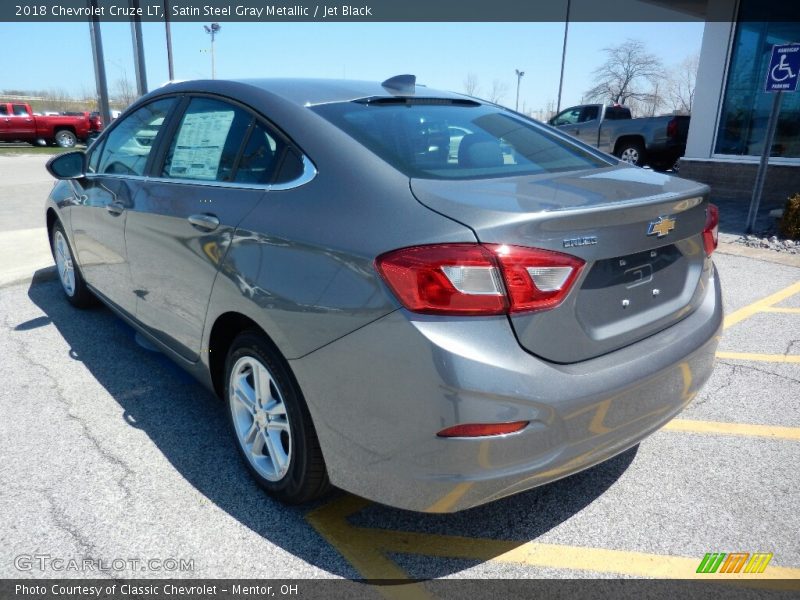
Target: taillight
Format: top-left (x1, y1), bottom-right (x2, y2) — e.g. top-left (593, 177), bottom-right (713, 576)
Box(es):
top-left (375, 244), bottom-right (507, 315)
top-left (487, 244), bottom-right (584, 313)
top-left (703, 203), bottom-right (719, 256)
top-left (375, 243), bottom-right (584, 316)
top-left (667, 117), bottom-right (678, 139)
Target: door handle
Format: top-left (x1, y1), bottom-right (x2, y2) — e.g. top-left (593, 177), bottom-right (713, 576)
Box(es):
top-left (188, 214), bottom-right (220, 231)
top-left (106, 201), bottom-right (124, 216)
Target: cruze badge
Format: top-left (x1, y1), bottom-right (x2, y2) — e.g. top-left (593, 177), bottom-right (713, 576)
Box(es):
top-left (647, 216), bottom-right (676, 238)
top-left (563, 236), bottom-right (598, 248)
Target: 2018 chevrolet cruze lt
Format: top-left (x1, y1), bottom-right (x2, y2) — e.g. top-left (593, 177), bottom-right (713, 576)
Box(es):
top-left (44, 76), bottom-right (722, 512)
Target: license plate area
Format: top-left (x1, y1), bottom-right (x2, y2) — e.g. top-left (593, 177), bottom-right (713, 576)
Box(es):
top-left (577, 244), bottom-right (688, 334)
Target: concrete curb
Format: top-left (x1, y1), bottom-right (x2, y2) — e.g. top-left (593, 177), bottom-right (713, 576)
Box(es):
top-left (716, 241), bottom-right (800, 268)
top-left (0, 266), bottom-right (58, 290)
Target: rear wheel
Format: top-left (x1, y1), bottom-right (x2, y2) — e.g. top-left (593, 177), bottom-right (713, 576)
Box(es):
top-left (54, 129), bottom-right (77, 148)
top-left (616, 141), bottom-right (646, 167)
top-left (224, 332), bottom-right (330, 504)
top-left (50, 222), bottom-right (95, 308)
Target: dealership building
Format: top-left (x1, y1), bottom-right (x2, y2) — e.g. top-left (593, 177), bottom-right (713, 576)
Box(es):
top-left (677, 0), bottom-right (799, 208)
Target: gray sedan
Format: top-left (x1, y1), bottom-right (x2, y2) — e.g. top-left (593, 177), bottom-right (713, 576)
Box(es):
top-left (44, 76), bottom-right (722, 512)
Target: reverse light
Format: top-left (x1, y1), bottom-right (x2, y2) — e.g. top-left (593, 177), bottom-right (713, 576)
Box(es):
top-left (703, 203), bottom-right (719, 256)
top-left (375, 243), bottom-right (584, 316)
top-left (486, 244), bottom-right (585, 313)
top-left (437, 421), bottom-right (530, 438)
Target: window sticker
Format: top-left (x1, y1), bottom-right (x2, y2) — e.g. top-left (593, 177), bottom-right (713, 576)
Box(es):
top-left (169, 110), bottom-right (235, 180)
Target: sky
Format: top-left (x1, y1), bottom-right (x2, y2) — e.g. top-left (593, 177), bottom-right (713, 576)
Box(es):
top-left (0, 20), bottom-right (704, 114)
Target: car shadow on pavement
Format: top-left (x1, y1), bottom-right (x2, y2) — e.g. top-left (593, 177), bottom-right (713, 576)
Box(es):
top-left (27, 276), bottom-right (637, 579)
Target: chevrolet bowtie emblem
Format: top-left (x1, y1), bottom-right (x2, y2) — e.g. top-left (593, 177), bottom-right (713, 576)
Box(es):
top-left (647, 216), bottom-right (676, 238)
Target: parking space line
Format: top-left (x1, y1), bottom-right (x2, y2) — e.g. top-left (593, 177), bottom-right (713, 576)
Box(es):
top-left (724, 281), bottom-right (800, 329)
top-left (716, 351), bottom-right (800, 363)
top-left (760, 307), bottom-right (800, 314)
top-left (306, 495), bottom-right (800, 588)
top-left (664, 419), bottom-right (800, 441)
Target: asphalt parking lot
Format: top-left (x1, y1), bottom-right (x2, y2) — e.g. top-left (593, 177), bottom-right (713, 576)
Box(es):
top-left (0, 154), bottom-right (798, 591)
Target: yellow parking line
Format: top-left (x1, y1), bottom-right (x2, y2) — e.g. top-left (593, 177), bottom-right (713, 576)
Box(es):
top-left (664, 419), bottom-right (800, 441)
top-left (306, 495), bottom-right (800, 589)
top-left (372, 529), bottom-right (800, 584)
top-left (724, 281), bottom-right (800, 329)
top-left (760, 307), bottom-right (800, 314)
top-left (716, 351), bottom-right (800, 363)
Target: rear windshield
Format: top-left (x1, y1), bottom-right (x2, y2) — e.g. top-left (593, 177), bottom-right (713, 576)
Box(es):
top-left (312, 100), bottom-right (611, 179)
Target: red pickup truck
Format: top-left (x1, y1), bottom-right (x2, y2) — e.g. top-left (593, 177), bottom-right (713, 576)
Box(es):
top-left (0, 102), bottom-right (98, 148)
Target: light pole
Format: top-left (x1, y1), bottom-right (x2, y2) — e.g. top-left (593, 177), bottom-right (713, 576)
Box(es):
top-left (515, 69), bottom-right (525, 112)
top-left (556, 0), bottom-right (571, 115)
top-left (204, 22), bottom-right (221, 79)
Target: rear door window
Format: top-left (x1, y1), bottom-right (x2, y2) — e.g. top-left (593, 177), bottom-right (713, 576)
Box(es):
top-left (580, 106), bottom-right (599, 122)
top-left (12, 105), bottom-right (28, 116)
top-left (162, 97), bottom-right (252, 182)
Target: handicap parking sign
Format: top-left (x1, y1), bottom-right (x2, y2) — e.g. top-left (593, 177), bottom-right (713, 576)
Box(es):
top-left (765, 44), bottom-right (800, 92)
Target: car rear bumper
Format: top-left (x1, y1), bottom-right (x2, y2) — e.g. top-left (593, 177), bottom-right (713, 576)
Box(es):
top-left (290, 264), bottom-right (722, 512)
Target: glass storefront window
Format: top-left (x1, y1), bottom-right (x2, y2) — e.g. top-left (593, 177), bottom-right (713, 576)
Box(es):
top-left (715, 0), bottom-right (800, 158)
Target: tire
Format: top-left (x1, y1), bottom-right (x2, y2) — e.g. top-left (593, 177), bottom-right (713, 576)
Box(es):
top-left (50, 222), bottom-right (95, 308)
top-left (224, 332), bottom-right (330, 504)
top-left (54, 129), bottom-right (77, 148)
top-left (615, 141), bottom-right (646, 167)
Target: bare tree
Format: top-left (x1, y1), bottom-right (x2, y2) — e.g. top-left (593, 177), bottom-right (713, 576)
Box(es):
top-left (112, 75), bottom-right (138, 108)
top-left (584, 39), bottom-right (663, 105)
top-left (667, 53), bottom-right (699, 114)
top-left (488, 79), bottom-right (509, 105)
top-left (463, 73), bottom-right (480, 96)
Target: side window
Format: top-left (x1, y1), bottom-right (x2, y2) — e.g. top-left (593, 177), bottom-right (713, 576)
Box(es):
top-left (580, 106), bottom-right (599, 122)
top-left (12, 105), bottom-right (28, 116)
top-left (0, 105), bottom-right (8, 116)
top-left (162, 97), bottom-right (252, 182)
top-left (98, 98), bottom-right (175, 176)
top-left (553, 107), bottom-right (581, 126)
top-left (234, 121), bottom-right (303, 184)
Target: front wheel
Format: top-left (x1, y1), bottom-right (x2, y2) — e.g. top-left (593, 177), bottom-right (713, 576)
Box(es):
top-left (54, 129), bottom-right (77, 148)
top-left (224, 332), bottom-right (330, 504)
top-left (50, 222), bottom-right (95, 308)
top-left (616, 141), bottom-right (646, 167)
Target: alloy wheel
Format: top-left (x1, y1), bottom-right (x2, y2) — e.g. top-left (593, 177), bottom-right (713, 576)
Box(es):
top-left (54, 230), bottom-right (76, 297)
top-left (229, 356), bottom-right (292, 482)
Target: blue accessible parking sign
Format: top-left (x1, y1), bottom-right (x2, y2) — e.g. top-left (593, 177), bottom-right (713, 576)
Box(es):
top-left (765, 43), bottom-right (800, 92)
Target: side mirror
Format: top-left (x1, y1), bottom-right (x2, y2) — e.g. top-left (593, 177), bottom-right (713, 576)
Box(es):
top-left (46, 151), bottom-right (86, 180)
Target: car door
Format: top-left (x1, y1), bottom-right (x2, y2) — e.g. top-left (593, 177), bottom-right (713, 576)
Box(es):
top-left (68, 97), bottom-right (177, 316)
top-left (574, 105), bottom-right (601, 146)
top-left (8, 104), bottom-right (36, 138)
top-left (125, 95), bottom-right (277, 361)
top-left (550, 106), bottom-right (582, 137)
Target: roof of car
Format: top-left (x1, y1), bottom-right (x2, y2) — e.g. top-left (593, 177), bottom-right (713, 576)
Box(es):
top-left (160, 77), bottom-right (471, 108)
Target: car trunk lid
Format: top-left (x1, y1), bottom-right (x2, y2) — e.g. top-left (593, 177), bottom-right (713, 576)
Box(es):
top-left (410, 165), bottom-right (712, 363)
